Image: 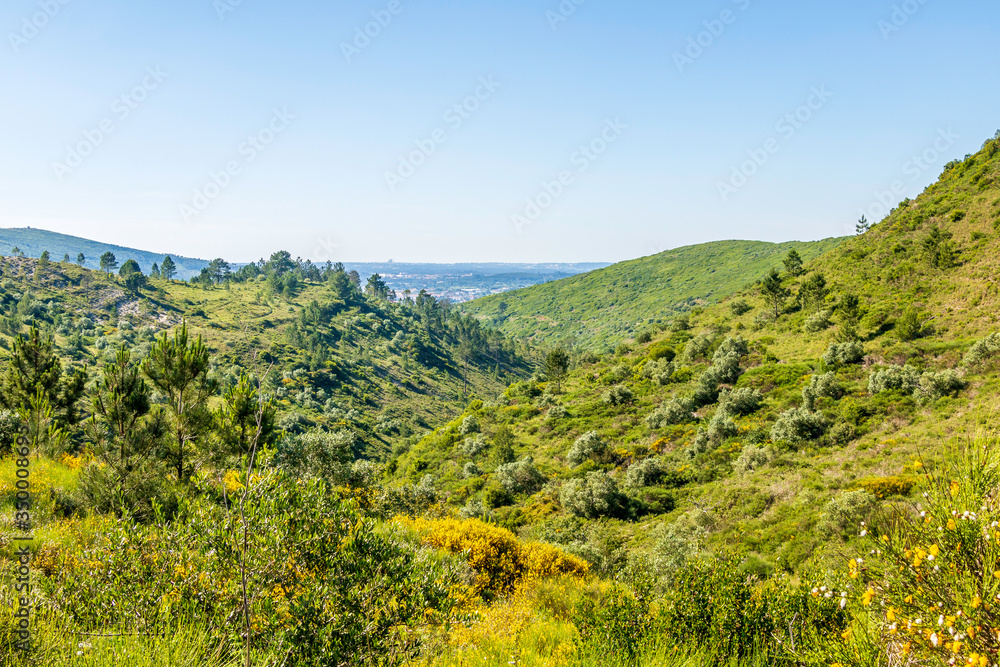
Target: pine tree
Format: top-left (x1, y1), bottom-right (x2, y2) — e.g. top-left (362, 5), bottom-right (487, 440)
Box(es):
top-left (545, 348), bottom-right (571, 392)
top-left (761, 268), bottom-right (790, 320)
top-left (99, 252), bottom-right (118, 275)
top-left (215, 373), bottom-right (277, 460)
top-left (783, 249), bottom-right (804, 276)
top-left (856, 215), bottom-right (871, 235)
top-left (142, 322), bottom-right (217, 481)
top-left (160, 255), bottom-right (177, 281)
top-left (76, 253), bottom-right (85, 266)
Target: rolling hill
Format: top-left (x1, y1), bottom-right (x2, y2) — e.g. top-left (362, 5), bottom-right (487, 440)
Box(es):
top-left (461, 237), bottom-right (845, 351)
top-left (0, 227), bottom-right (209, 280)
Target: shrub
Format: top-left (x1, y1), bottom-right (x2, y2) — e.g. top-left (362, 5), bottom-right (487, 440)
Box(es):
top-left (647, 342), bottom-right (676, 362)
top-left (462, 462), bottom-right (481, 478)
top-left (494, 456), bottom-right (546, 495)
top-left (802, 372), bottom-right (842, 410)
top-left (603, 385), bottom-right (634, 407)
top-left (547, 405), bottom-right (568, 420)
top-left (804, 309), bottom-right (833, 333)
top-left (458, 415), bottom-right (480, 435)
top-left (461, 434), bottom-right (489, 458)
top-left (459, 497), bottom-right (492, 521)
top-left (855, 475), bottom-right (916, 499)
top-left (275, 428), bottom-right (355, 484)
top-left (623, 457), bottom-right (663, 489)
top-left (836, 439), bottom-right (1000, 666)
top-left (963, 332), bottom-right (1000, 368)
top-left (730, 299), bottom-right (752, 316)
top-left (643, 358), bottom-right (676, 386)
top-left (732, 444), bottom-right (774, 475)
top-left (405, 516), bottom-right (587, 594)
top-left (822, 341), bottom-right (865, 367)
top-left (560, 471), bottom-right (626, 519)
top-left (484, 481), bottom-right (513, 508)
top-left (567, 431), bottom-right (609, 467)
top-left (707, 410), bottom-right (738, 441)
top-left (914, 368), bottom-right (966, 401)
top-left (645, 399), bottom-right (694, 429)
top-left (895, 308), bottom-right (923, 341)
top-left (711, 336), bottom-right (749, 384)
top-left (771, 408), bottom-right (827, 445)
top-left (867, 364), bottom-right (921, 394)
top-left (817, 490), bottom-right (877, 538)
top-left (718, 387), bottom-right (763, 416)
top-left (681, 334), bottom-right (714, 363)
top-left (635, 330), bottom-right (653, 344)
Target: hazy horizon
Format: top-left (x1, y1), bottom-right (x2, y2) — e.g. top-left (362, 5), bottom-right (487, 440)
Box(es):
top-left (3, 0), bottom-right (998, 263)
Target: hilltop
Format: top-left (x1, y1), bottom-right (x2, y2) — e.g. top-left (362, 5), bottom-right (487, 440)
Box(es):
top-left (0, 228), bottom-right (209, 280)
top-left (461, 238), bottom-right (844, 351)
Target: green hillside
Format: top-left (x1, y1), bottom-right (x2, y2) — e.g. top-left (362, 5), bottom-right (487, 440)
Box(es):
top-left (462, 237), bottom-right (845, 351)
top-left (0, 227), bottom-right (209, 280)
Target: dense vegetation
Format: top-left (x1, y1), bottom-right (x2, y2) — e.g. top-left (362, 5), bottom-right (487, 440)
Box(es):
top-left (4, 131), bottom-right (1000, 665)
top-left (461, 238), bottom-right (844, 351)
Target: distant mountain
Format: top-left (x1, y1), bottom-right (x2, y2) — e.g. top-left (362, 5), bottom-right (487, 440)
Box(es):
top-left (462, 238), bottom-right (846, 350)
top-left (0, 228), bottom-right (209, 280)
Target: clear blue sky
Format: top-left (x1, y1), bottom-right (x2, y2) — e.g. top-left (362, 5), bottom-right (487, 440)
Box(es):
top-left (1, 0), bottom-right (998, 263)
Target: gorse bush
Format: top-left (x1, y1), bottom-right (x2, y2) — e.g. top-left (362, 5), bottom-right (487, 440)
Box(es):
top-left (771, 407), bottom-right (827, 445)
top-left (838, 438), bottom-right (1000, 667)
top-left (566, 431), bottom-right (608, 467)
top-left (823, 341), bottom-right (865, 367)
top-left (403, 516), bottom-right (588, 595)
top-left (559, 471), bottom-right (625, 519)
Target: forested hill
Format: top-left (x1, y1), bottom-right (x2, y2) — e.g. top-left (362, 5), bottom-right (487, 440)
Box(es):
top-left (461, 237), bottom-right (845, 351)
top-left (0, 255), bottom-right (530, 459)
top-left (0, 227), bottom-right (209, 280)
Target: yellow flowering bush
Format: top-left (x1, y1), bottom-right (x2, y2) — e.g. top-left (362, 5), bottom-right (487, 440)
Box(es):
top-left (402, 517), bottom-right (588, 595)
top-left (840, 440), bottom-right (1000, 666)
top-left (855, 475), bottom-right (917, 499)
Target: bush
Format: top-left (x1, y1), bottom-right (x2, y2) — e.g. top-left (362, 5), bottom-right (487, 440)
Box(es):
top-left (710, 336), bottom-right (749, 384)
top-left (914, 368), bottom-right (966, 401)
top-left (547, 405), bottom-right (568, 420)
top-left (643, 358), bottom-right (676, 386)
top-left (855, 475), bottom-right (916, 499)
top-left (963, 332), bottom-right (1000, 368)
top-left (822, 341), bottom-right (865, 367)
top-left (635, 330), bottom-right (653, 344)
top-left (802, 372), bottom-right (842, 410)
top-left (730, 299), bottom-right (753, 316)
top-left (718, 387), bottom-right (763, 416)
top-left (707, 410), bottom-right (738, 441)
top-left (681, 334), bottom-right (714, 363)
top-left (458, 415), bottom-right (480, 435)
top-left (645, 399), bottom-right (694, 429)
top-left (461, 434), bottom-right (489, 458)
top-left (494, 456), bottom-right (545, 495)
top-left (867, 364), bottom-right (921, 394)
top-left (895, 308), bottom-right (923, 341)
top-left (817, 489), bottom-right (877, 538)
top-left (560, 471), bottom-right (626, 519)
top-left (484, 481), bottom-right (513, 509)
top-left (404, 516), bottom-right (588, 594)
top-left (275, 428), bottom-right (356, 484)
top-left (603, 385), bottom-right (634, 407)
top-left (567, 431), bottom-right (608, 467)
top-left (459, 497), bottom-right (492, 521)
top-left (623, 457), bottom-right (663, 489)
top-left (771, 408), bottom-right (827, 445)
top-left (732, 444), bottom-right (774, 475)
top-left (803, 309), bottom-right (833, 333)
top-left (462, 462), bottom-right (481, 478)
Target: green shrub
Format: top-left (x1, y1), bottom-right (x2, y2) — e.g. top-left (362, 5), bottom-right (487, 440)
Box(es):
top-left (817, 489), bottom-right (877, 538)
top-left (567, 431), bottom-right (609, 467)
top-left (461, 434), bottom-right (489, 458)
top-left (914, 368), bottom-right (966, 401)
top-left (867, 364), bottom-right (921, 394)
top-left (623, 457), bottom-right (663, 489)
top-left (804, 309), bottom-right (833, 333)
top-left (730, 299), bottom-right (753, 316)
top-left (458, 415), bottom-right (480, 435)
top-left (559, 471), bottom-right (625, 519)
top-left (771, 407), bottom-right (827, 445)
top-left (732, 444), bottom-right (775, 475)
top-left (681, 334), bottom-right (714, 363)
top-left (822, 341), bottom-right (865, 367)
top-left (484, 480), bottom-right (513, 508)
top-left (645, 399), bottom-right (694, 429)
top-left (643, 358), bottom-right (676, 385)
top-left (963, 332), bottom-right (1000, 368)
top-left (494, 456), bottom-right (545, 495)
top-left (802, 372), bottom-right (842, 410)
top-left (647, 341), bottom-right (676, 362)
top-left (895, 308), bottom-right (924, 341)
top-left (603, 384), bottom-right (634, 406)
top-left (719, 387), bottom-right (764, 416)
